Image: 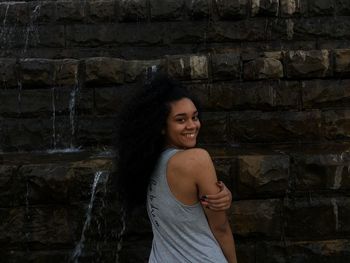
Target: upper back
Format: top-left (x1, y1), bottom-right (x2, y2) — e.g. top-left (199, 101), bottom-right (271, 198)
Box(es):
top-left (146, 148), bottom-right (227, 262)
top-left (166, 148), bottom-right (208, 206)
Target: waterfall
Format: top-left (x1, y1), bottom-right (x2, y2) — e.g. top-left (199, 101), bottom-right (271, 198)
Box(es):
top-left (71, 171), bottom-right (105, 263)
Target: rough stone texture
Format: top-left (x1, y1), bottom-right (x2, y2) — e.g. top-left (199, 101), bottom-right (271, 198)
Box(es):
top-left (94, 86), bottom-right (131, 115)
top-left (230, 199), bottom-right (282, 238)
top-left (334, 49), bottom-right (350, 76)
top-left (338, 198), bottom-right (350, 234)
top-left (88, 0), bottom-right (116, 23)
top-left (255, 241), bottom-right (286, 263)
top-left (186, 0), bottom-right (210, 19)
top-left (211, 52), bottom-right (241, 80)
top-left (302, 79), bottom-right (350, 109)
top-left (164, 21), bottom-right (207, 44)
top-left (238, 155), bottom-right (289, 197)
top-left (54, 59), bottom-right (79, 86)
top-left (0, 2), bottom-right (29, 25)
top-left (293, 17), bottom-right (350, 40)
top-left (0, 206), bottom-right (77, 245)
top-left (119, 0), bottom-right (148, 22)
top-left (56, 0), bottom-right (86, 22)
top-left (235, 241), bottom-right (256, 263)
top-left (20, 59), bottom-right (55, 87)
top-left (309, 0), bottom-right (334, 16)
top-left (124, 59), bottom-right (162, 83)
top-left (186, 83), bottom-right (210, 109)
top-left (215, 0), bottom-right (247, 20)
top-left (284, 198), bottom-right (339, 239)
top-left (280, 0), bottom-right (299, 16)
top-left (244, 58), bottom-right (283, 80)
top-left (0, 59), bottom-right (17, 88)
top-left (285, 50), bottom-right (330, 78)
top-left (336, 0), bottom-right (350, 15)
top-left (213, 158), bottom-right (236, 193)
top-left (287, 239), bottom-right (350, 262)
top-left (251, 0), bottom-right (279, 17)
top-left (1, 0), bottom-right (350, 262)
top-left (208, 80), bottom-right (300, 110)
top-left (150, 0), bottom-right (185, 21)
top-left (2, 117), bottom-right (71, 151)
top-left (210, 19), bottom-right (268, 41)
top-left (0, 89), bottom-right (51, 117)
top-left (323, 110), bottom-right (350, 140)
top-left (76, 116), bottom-right (115, 147)
top-left (85, 57), bottom-right (124, 85)
top-left (166, 54), bottom-right (208, 80)
top-left (229, 110), bottom-right (322, 143)
top-left (295, 153), bottom-right (350, 191)
top-left (0, 165), bottom-right (22, 207)
top-left (198, 112), bottom-right (228, 144)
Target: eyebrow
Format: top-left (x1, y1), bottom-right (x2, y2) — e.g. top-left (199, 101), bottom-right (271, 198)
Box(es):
top-left (174, 111), bottom-right (198, 117)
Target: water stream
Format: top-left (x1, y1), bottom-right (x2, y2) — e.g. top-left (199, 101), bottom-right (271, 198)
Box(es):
top-left (115, 205), bottom-right (127, 263)
top-left (331, 198), bottom-right (339, 232)
top-left (0, 3), bottom-right (12, 50)
top-left (51, 87), bottom-right (57, 149)
top-left (23, 3), bottom-right (41, 55)
top-left (69, 86), bottom-right (78, 149)
top-left (17, 80), bottom-right (22, 114)
top-left (71, 171), bottom-right (105, 263)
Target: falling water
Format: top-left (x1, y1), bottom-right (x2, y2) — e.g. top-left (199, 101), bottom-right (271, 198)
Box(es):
top-left (68, 66), bottom-right (80, 149)
top-left (69, 87), bottom-right (77, 148)
top-left (0, 3), bottom-right (11, 49)
top-left (332, 165), bottom-right (344, 189)
top-left (25, 179), bottom-right (30, 236)
top-left (51, 87), bottom-right (56, 149)
top-left (23, 4), bottom-right (41, 55)
top-left (17, 80), bottom-right (22, 114)
top-left (115, 206), bottom-right (127, 263)
top-left (71, 171), bottom-right (104, 263)
top-left (1, 3), bottom-right (10, 31)
top-left (24, 174), bottom-right (31, 255)
top-left (286, 19), bottom-right (294, 40)
top-left (331, 198), bottom-right (339, 231)
top-left (146, 65), bottom-right (158, 83)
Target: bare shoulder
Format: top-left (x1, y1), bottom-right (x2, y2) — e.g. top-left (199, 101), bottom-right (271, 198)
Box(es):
top-left (169, 148), bottom-right (212, 172)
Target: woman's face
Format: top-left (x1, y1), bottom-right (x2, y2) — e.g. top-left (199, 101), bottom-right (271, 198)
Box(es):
top-left (164, 98), bottom-right (201, 149)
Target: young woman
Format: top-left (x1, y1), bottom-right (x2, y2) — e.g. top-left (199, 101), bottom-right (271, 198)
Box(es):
top-left (115, 75), bottom-right (237, 262)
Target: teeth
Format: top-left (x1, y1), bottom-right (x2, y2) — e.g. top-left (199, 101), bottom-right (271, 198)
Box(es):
top-left (185, 134), bottom-right (195, 138)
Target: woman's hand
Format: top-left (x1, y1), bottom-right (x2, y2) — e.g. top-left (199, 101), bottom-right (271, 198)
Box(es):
top-left (200, 181), bottom-right (232, 211)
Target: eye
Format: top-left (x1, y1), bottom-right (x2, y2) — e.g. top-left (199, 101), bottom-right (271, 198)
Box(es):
top-left (192, 115), bottom-right (199, 121)
top-left (176, 118), bottom-right (185, 123)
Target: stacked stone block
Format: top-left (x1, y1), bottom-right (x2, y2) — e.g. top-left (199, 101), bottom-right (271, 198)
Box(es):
top-left (1, 0), bottom-right (350, 262)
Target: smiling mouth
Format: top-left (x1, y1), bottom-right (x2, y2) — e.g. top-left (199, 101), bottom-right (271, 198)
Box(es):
top-left (184, 133), bottom-right (196, 138)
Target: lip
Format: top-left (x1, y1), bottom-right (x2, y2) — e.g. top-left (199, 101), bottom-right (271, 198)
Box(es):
top-left (183, 132), bottom-right (197, 139)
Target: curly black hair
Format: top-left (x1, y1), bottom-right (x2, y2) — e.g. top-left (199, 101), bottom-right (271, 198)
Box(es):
top-left (113, 74), bottom-right (200, 210)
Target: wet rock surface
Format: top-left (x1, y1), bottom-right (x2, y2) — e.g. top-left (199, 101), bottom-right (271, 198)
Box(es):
top-left (1, 0), bottom-right (350, 262)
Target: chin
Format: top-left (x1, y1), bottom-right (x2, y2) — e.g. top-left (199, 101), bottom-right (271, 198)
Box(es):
top-left (183, 142), bottom-right (197, 149)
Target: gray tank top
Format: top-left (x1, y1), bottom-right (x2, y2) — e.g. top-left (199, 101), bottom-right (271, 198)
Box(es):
top-left (146, 148), bottom-right (228, 263)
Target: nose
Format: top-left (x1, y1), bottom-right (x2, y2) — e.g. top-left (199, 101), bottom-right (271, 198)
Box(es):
top-left (186, 119), bottom-right (196, 130)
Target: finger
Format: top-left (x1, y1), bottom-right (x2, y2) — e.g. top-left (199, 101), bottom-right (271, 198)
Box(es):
top-left (200, 199), bottom-right (228, 209)
top-left (216, 181), bottom-right (224, 190)
top-left (203, 191), bottom-right (227, 200)
top-left (207, 202), bottom-right (228, 209)
top-left (206, 197), bottom-right (230, 205)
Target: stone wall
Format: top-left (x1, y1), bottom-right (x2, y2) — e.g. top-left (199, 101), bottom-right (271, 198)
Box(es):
top-left (1, 0), bottom-right (350, 262)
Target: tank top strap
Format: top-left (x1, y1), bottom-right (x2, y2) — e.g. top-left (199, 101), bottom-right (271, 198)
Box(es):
top-left (161, 148), bottom-right (182, 162)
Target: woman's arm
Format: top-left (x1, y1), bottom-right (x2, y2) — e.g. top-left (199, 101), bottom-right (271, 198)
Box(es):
top-left (200, 181), bottom-right (232, 211)
top-left (187, 148), bottom-right (237, 263)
